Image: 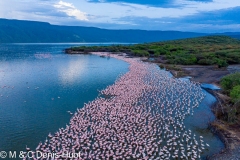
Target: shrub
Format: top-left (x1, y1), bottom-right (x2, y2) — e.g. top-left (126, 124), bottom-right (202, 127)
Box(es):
top-left (148, 49), bottom-right (155, 55)
top-left (215, 59), bottom-right (228, 68)
top-left (154, 51), bottom-right (160, 57)
top-left (197, 59), bottom-right (215, 65)
top-left (159, 64), bottom-right (165, 69)
top-left (230, 85), bottom-right (240, 102)
top-left (220, 72), bottom-right (240, 91)
top-left (132, 50), bottom-right (149, 57)
top-left (158, 48), bottom-right (167, 55)
top-left (216, 51), bottom-right (227, 57)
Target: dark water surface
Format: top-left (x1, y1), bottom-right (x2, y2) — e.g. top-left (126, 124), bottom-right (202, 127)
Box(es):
top-left (0, 43), bottom-right (129, 154)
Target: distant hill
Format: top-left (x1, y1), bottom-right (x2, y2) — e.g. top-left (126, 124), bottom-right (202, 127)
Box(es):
top-left (0, 18), bottom-right (208, 43)
top-left (230, 35), bottom-right (240, 39)
top-left (214, 32), bottom-right (240, 40)
top-left (225, 34), bottom-right (240, 40)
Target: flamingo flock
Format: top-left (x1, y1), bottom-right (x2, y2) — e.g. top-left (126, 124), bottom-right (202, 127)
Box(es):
top-left (25, 52), bottom-right (209, 159)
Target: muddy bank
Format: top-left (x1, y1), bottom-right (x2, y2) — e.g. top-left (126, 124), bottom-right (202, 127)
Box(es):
top-left (207, 90), bottom-right (240, 160)
top-left (180, 65), bottom-right (228, 84)
top-left (155, 64), bottom-right (239, 85)
top-left (141, 57), bottom-right (240, 84)
top-left (209, 120), bottom-right (240, 160)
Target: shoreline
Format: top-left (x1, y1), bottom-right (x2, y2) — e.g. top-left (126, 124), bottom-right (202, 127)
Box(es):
top-left (142, 58), bottom-right (240, 84)
top-left (206, 91), bottom-right (240, 160)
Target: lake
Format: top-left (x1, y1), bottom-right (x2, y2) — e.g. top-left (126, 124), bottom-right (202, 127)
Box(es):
top-left (0, 44), bottom-right (224, 159)
top-left (0, 43), bottom-right (129, 156)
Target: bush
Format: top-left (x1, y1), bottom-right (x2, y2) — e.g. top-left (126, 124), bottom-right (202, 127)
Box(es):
top-left (215, 59), bottom-right (228, 68)
top-left (132, 50), bottom-right (149, 57)
top-left (197, 59), bottom-right (215, 65)
top-left (227, 52), bottom-right (240, 64)
top-left (220, 72), bottom-right (240, 91)
top-left (159, 64), bottom-right (165, 69)
top-left (216, 51), bottom-right (227, 57)
top-left (154, 52), bottom-right (160, 57)
top-left (230, 85), bottom-right (240, 103)
top-left (158, 48), bottom-right (168, 55)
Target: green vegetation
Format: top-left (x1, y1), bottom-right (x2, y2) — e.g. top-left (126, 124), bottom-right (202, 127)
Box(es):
top-left (220, 72), bottom-right (240, 92)
top-left (230, 85), bottom-right (240, 103)
top-left (70, 36), bottom-right (240, 67)
top-left (219, 72), bottom-right (240, 123)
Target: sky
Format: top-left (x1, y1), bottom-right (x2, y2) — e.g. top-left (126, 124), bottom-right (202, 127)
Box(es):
top-left (0, 0), bottom-right (240, 33)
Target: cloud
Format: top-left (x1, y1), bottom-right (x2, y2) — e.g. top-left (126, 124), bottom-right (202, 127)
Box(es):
top-left (0, 0), bottom-right (61, 22)
top-left (0, 0), bottom-right (89, 25)
top-left (87, 0), bottom-right (175, 7)
top-left (175, 0), bottom-right (240, 12)
top-left (0, 0), bottom-right (240, 32)
top-left (71, 0), bottom-right (240, 24)
top-left (53, 1), bottom-right (88, 21)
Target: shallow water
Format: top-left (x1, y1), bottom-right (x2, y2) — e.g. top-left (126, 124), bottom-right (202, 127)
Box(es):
top-left (201, 83), bottom-right (221, 90)
top-left (184, 89), bottom-right (224, 159)
top-left (0, 44), bottom-right (129, 156)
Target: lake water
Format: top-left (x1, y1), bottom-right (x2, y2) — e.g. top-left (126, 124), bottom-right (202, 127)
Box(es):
top-left (201, 83), bottom-right (221, 90)
top-left (0, 44), bottom-right (129, 155)
top-left (184, 89), bottom-right (224, 159)
top-left (0, 44), bottom-right (224, 159)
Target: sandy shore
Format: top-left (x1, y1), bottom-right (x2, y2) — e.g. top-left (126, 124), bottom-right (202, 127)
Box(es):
top-left (209, 120), bottom-right (240, 160)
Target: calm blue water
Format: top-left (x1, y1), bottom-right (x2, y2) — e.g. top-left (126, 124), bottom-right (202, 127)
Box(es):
top-left (0, 44), bottom-right (129, 154)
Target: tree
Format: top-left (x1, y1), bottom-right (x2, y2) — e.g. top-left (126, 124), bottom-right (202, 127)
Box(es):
top-left (230, 85), bottom-right (240, 103)
top-left (215, 59), bottom-right (228, 68)
top-left (220, 72), bottom-right (240, 91)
